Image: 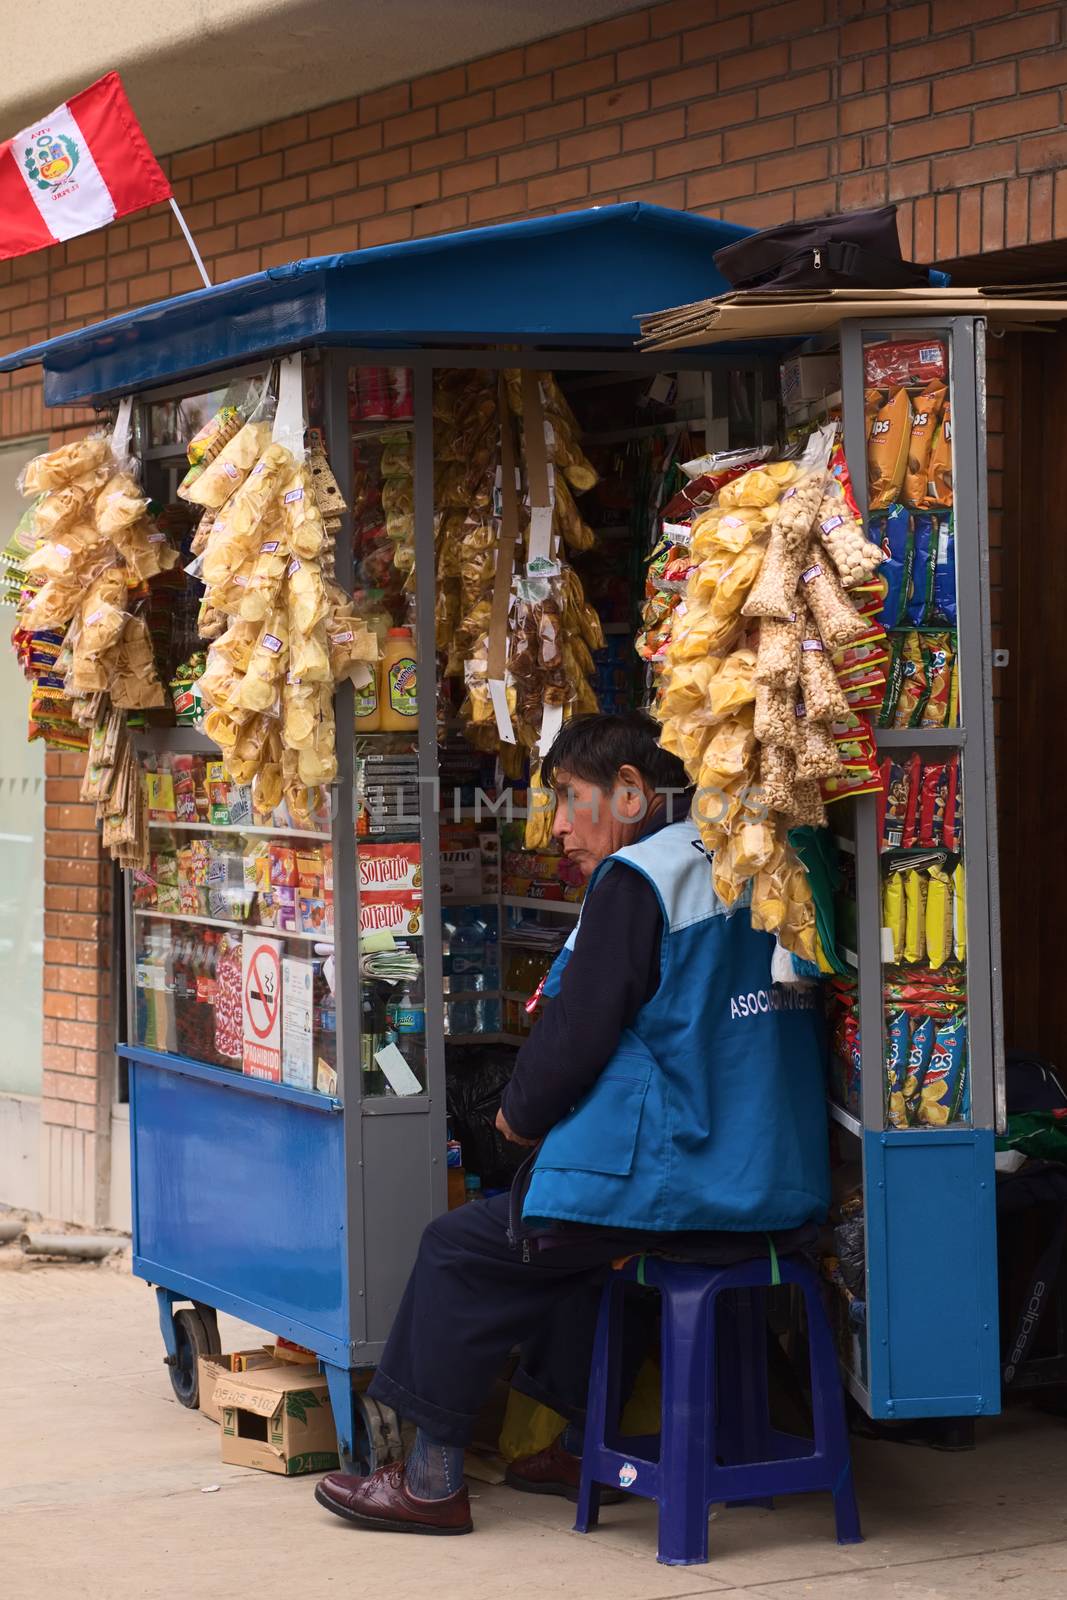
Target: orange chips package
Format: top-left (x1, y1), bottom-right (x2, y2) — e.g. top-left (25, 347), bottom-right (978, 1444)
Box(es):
top-left (905, 383), bottom-right (947, 507)
top-left (868, 388), bottom-right (912, 510)
top-left (926, 402), bottom-right (953, 507)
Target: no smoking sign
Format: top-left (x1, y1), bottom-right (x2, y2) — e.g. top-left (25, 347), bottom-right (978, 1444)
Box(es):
top-left (242, 934), bottom-right (283, 1081)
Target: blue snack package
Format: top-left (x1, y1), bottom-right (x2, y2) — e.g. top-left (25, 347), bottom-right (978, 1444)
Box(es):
top-left (905, 513), bottom-right (935, 626)
top-left (931, 514), bottom-right (957, 625)
top-left (918, 1015), bottom-right (968, 1126)
top-left (878, 504), bottom-right (912, 629)
top-left (885, 1008), bottom-right (910, 1128)
top-left (903, 1013), bottom-right (935, 1118)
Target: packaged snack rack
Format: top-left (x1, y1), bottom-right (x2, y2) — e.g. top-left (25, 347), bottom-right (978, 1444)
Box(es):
top-left (0, 206), bottom-right (1003, 1461)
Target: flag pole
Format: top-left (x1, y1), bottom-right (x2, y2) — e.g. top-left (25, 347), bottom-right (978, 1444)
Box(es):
top-left (169, 196), bottom-right (212, 289)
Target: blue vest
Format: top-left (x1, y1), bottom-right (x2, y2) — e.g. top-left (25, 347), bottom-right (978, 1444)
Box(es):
top-left (522, 820), bottom-right (830, 1233)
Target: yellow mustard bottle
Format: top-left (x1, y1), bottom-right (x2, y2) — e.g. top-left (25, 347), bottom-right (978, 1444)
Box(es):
top-left (379, 627), bottom-right (418, 731)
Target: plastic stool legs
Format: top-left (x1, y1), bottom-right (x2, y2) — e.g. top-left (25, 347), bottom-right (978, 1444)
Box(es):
top-left (657, 1269), bottom-right (714, 1565)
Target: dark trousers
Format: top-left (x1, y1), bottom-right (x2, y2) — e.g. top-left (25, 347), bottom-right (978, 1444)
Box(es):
top-left (367, 1192), bottom-right (814, 1448)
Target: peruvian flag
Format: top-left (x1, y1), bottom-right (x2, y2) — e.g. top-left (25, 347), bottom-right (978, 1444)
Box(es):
top-left (0, 72), bottom-right (171, 262)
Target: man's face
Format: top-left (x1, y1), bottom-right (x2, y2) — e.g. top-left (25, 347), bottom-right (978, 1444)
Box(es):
top-left (550, 764), bottom-right (654, 880)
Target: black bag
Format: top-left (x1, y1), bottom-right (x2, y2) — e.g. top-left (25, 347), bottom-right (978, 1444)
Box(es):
top-left (446, 1044), bottom-right (527, 1191)
top-left (713, 205), bottom-right (944, 292)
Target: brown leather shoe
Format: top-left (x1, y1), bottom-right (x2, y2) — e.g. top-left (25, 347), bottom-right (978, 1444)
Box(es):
top-left (504, 1438), bottom-right (625, 1504)
top-left (315, 1461), bottom-right (473, 1535)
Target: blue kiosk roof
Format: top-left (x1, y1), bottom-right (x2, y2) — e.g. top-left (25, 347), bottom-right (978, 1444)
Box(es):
top-left (0, 203), bottom-right (751, 407)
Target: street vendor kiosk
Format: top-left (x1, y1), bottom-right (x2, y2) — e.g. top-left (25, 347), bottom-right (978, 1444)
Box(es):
top-left (0, 203), bottom-right (1003, 1468)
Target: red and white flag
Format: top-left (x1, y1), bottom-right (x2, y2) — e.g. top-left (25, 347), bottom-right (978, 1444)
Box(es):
top-left (0, 72), bottom-right (172, 263)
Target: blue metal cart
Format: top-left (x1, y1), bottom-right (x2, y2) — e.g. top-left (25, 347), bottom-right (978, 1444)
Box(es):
top-left (0, 204), bottom-right (1003, 1466)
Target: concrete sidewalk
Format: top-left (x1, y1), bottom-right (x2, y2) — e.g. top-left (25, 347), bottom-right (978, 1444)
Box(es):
top-left (4, 1252), bottom-right (1067, 1600)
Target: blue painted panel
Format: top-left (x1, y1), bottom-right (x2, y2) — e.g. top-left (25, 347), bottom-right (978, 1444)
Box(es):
top-left (130, 1060), bottom-right (349, 1348)
top-left (864, 1129), bottom-right (1000, 1418)
top-left (0, 203), bottom-right (755, 405)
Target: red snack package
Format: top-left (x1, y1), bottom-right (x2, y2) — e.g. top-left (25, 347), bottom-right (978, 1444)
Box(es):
top-left (943, 754), bottom-right (960, 851)
top-left (827, 440), bottom-right (861, 519)
top-left (864, 339), bottom-right (948, 389)
top-left (901, 752), bottom-right (922, 848)
top-left (918, 761), bottom-right (949, 847)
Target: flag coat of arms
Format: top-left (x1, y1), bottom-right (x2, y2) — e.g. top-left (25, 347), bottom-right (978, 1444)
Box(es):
top-left (0, 71), bottom-right (172, 262)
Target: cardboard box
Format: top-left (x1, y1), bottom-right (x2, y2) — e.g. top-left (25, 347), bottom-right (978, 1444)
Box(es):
top-left (215, 1366), bottom-right (339, 1476)
top-left (197, 1349), bottom-right (277, 1426)
top-left (780, 351), bottom-right (840, 408)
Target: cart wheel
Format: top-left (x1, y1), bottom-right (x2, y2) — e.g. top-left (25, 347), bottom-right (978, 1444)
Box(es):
top-left (351, 1393), bottom-right (403, 1476)
top-left (191, 1301), bottom-right (222, 1357)
top-left (168, 1307), bottom-right (215, 1409)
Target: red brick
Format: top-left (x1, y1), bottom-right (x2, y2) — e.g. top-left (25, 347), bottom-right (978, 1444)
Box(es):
top-left (468, 182), bottom-right (528, 224)
top-left (499, 144), bottom-right (558, 182)
top-left (526, 168), bottom-right (590, 209)
top-left (1020, 51), bottom-right (1067, 92)
top-left (719, 42), bottom-right (789, 90)
top-left (308, 161), bottom-right (358, 201)
top-left (215, 189), bottom-right (264, 224)
top-left (75, 1104), bottom-right (99, 1134)
top-left (43, 1099), bottom-right (76, 1128)
top-left (308, 99), bottom-right (359, 139)
top-left (839, 62), bottom-right (863, 98)
top-left (1006, 176), bottom-right (1030, 245)
top-left (976, 12), bottom-right (1060, 61)
top-left (723, 116), bottom-right (795, 162)
top-left (524, 102), bottom-right (584, 141)
top-left (687, 90), bottom-right (757, 133)
top-left (890, 112), bottom-right (971, 163)
top-left (790, 27), bottom-right (839, 72)
top-left (932, 62), bottom-right (1016, 113)
top-left (982, 182), bottom-right (1006, 252)
top-left (683, 17), bottom-right (751, 58)
top-left (215, 130), bottom-right (260, 166)
top-left (359, 83), bottom-right (410, 124)
top-left (441, 157), bottom-right (497, 198)
top-left (891, 2), bottom-right (931, 42)
top-left (1019, 128), bottom-right (1067, 172)
top-left (589, 151), bottom-right (654, 191)
top-left (412, 198), bottom-right (469, 237)
top-left (622, 107), bottom-right (687, 151)
top-left (262, 114), bottom-right (308, 153)
top-left (935, 191), bottom-right (959, 257)
top-left (757, 70), bottom-right (830, 115)
top-left (977, 93), bottom-right (1060, 142)
top-left (409, 132), bottom-right (466, 173)
top-left (387, 172), bottom-right (440, 211)
top-left (261, 176), bottom-right (307, 212)
top-left (466, 47), bottom-right (525, 92)
top-left (913, 194), bottom-right (936, 261)
top-left (284, 202), bottom-right (332, 239)
top-left (840, 93), bottom-right (886, 134)
top-left (756, 146), bottom-right (830, 191)
top-left (412, 64), bottom-right (467, 108)
top-left (44, 990), bottom-right (77, 1020)
top-left (359, 148), bottom-right (411, 185)
top-left (840, 169), bottom-right (889, 210)
top-left (236, 153), bottom-right (284, 188)
top-left (360, 213), bottom-right (413, 248)
top-left (796, 106), bottom-right (836, 145)
top-left (171, 142), bottom-right (215, 179)
top-left (438, 91), bottom-right (494, 134)
top-left (753, 0), bottom-right (825, 42)
top-left (887, 157), bottom-right (930, 202)
top-left (618, 34), bottom-right (682, 84)
top-left (555, 56), bottom-right (616, 100)
top-left (932, 144), bottom-right (1016, 189)
top-left (497, 73), bottom-right (553, 115)
top-left (559, 127), bottom-right (621, 168)
top-left (687, 163), bottom-right (757, 208)
top-left (469, 116), bottom-right (528, 155)
top-left (1030, 170), bottom-right (1053, 241)
top-left (654, 0), bottom-right (713, 31)
top-left (283, 137), bottom-right (333, 177)
top-left (841, 15), bottom-right (886, 54)
top-left (332, 186), bottom-right (387, 225)
top-left (332, 126), bottom-right (383, 162)
top-left (719, 191), bottom-right (795, 228)
top-left (958, 185), bottom-right (983, 254)
top-left (524, 28), bottom-right (586, 75)
top-left (657, 131), bottom-right (726, 178)
top-left (891, 34), bottom-right (970, 82)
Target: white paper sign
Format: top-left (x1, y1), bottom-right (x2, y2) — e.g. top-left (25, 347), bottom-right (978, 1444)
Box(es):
top-left (242, 934), bottom-right (283, 1082)
top-left (527, 503), bottom-right (555, 567)
top-left (282, 956), bottom-right (314, 1091)
top-left (374, 1042), bottom-right (423, 1097)
top-left (488, 678), bottom-right (516, 744)
top-left (539, 701), bottom-right (564, 758)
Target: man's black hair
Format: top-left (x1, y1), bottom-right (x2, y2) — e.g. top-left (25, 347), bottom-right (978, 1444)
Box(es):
top-left (540, 711), bottom-right (689, 797)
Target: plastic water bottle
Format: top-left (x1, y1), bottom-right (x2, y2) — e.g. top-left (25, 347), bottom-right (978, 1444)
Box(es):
top-left (450, 910), bottom-right (486, 1033)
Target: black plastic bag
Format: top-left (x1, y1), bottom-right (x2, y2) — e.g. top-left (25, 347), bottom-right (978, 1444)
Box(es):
top-left (446, 1044), bottom-right (526, 1190)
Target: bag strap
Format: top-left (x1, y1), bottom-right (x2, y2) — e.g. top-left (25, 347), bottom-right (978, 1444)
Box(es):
top-left (1002, 1209), bottom-right (1067, 1386)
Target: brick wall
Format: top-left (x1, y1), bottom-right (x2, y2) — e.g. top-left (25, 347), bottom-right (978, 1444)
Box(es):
top-left (0, 0), bottom-right (1052, 1211)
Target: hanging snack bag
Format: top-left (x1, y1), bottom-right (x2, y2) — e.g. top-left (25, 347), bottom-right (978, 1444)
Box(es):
top-left (875, 504), bottom-right (912, 629)
top-left (868, 389), bottom-right (913, 511)
top-left (886, 1009), bottom-right (910, 1128)
top-left (931, 515), bottom-right (957, 626)
top-left (797, 549), bottom-right (870, 650)
top-left (755, 683), bottom-right (798, 749)
top-left (920, 632), bottom-right (956, 729)
top-left (799, 630), bottom-right (849, 722)
top-left (180, 419), bottom-right (272, 509)
top-left (795, 713), bottom-right (843, 781)
top-left (926, 868), bottom-right (954, 969)
top-left (904, 382), bottom-right (947, 508)
top-left (755, 609), bottom-right (804, 689)
top-left (759, 742), bottom-right (797, 814)
top-left (943, 754), bottom-right (961, 851)
top-left (917, 761), bottom-right (949, 847)
top-left (926, 402), bottom-right (953, 508)
top-left (903, 868), bottom-right (928, 963)
top-left (918, 1015), bottom-right (967, 1126)
top-left (883, 872), bottom-right (905, 960)
top-left (741, 525), bottom-right (807, 620)
top-left (893, 632), bottom-right (929, 729)
top-left (905, 513), bottom-right (936, 627)
top-left (903, 1013), bottom-right (935, 1113)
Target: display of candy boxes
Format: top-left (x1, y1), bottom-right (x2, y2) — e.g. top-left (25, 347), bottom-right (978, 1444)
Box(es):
top-left (359, 892), bottom-right (423, 937)
top-left (358, 842), bottom-right (421, 892)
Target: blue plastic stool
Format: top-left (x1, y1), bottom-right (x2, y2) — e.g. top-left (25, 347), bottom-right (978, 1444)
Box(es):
top-left (574, 1251), bottom-right (863, 1566)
